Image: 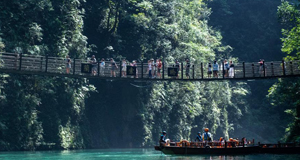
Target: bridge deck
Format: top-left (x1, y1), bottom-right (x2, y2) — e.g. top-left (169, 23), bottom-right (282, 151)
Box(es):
top-left (0, 52), bottom-right (300, 81)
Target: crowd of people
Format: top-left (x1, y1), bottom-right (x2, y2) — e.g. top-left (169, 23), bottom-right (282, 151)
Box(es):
top-left (160, 128), bottom-right (248, 147)
top-left (65, 55), bottom-right (237, 79)
top-left (207, 59), bottom-right (235, 78)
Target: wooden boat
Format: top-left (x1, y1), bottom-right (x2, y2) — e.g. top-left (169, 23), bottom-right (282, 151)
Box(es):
top-left (154, 141), bottom-right (300, 155)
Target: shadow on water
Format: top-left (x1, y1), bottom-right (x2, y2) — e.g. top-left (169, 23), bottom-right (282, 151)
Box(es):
top-left (0, 149), bottom-right (299, 160)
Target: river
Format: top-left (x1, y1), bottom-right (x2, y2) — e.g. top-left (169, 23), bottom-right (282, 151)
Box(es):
top-left (0, 149), bottom-right (299, 160)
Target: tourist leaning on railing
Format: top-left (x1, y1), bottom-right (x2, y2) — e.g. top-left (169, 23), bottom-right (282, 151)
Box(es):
top-left (207, 63), bottom-right (212, 78)
top-left (90, 55), bottom-right (97, 76)
top-left (213, 61), bottom-right (219, 78)
top-left (147, 60), bottom-right (152, 78)
top-left (100, 58), bottom-right (105, 76)
top-left (224, 59), bottom-right (229, 77)
top-left (110, 58), bottom-right (118, 77)
top-left (65, 55), bottom-right (71, 74)
top-left (122, 59), bottom-right (127, 77)
top-left (229, 61), bottom-right (235, 78)
top-left (152, 58), bottom-right (157, 78)
top-left (157, 59), bottom-right (162, 79)
top-left (186, 59), bottom-right (191, 79)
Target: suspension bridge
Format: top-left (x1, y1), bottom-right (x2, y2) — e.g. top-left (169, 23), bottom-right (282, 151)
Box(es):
top-left (0, 52), bottom-right (299, 81)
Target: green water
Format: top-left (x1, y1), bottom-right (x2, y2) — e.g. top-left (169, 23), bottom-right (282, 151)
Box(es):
top-left (0, 149), bottom-right (299, 160)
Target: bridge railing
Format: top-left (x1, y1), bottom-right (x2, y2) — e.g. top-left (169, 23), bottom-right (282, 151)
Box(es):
top-left (1, 52), bottom-right (300, 80)
top-left (0, 52), bottom-right (19, 70)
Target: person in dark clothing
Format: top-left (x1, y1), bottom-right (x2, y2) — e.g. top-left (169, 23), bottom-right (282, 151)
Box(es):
top-left (203, 128), bottom-right (212, 142)
top-left (160, 131), bottom-right (167, 144)
top-left (90, 55), bottom-right (97, 76)
top-left (195, 132), bottom-right (202, 142)
top-left (185, 59), bottom-right (191, 79)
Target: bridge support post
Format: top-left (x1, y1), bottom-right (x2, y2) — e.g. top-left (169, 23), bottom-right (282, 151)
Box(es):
top-left (263, 61), bottom-right (266, 77)
top-left (19, 53), bottom-right (22, 71)
top-left (73, 58), bottom-right (76, 75)
top-left (192, 65), bottom-right (195, 79)
top-left (243, 62), bottom-right (245, 78)
top-left (97, 60), bottom-right (100, 77)
top-left (282, 60), bottom-right (286, 76)
top-left (290, 61), bottom-right (293, 75)
top-left (181, 62), bottom-right (183, 80)
top-left (162, 62), bottom-right (164, 79)
top-left (141, 61), bottom-right (144, 79)
top-left (40, 57), bottom-right (43, 71)
top-left (120, 60), bottom-right (122, 78)
top-left (222, 61), bottom-right (225, 79)
top-left (252, 63), bottom-right (255, 77)
top-left (201, 63), bottom-right (203, 79)
top-left (271, 63), bottom-right (274, 76)
top-left (45, 54), bottom-right (48, 73)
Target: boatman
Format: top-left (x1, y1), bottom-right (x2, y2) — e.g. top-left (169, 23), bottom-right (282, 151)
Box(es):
top-left (195, 132), bottom-right (202, 142)
top-left (203, 128), bottom-right (212, 142)
top-left (160, 131), bottom-right (167, 145)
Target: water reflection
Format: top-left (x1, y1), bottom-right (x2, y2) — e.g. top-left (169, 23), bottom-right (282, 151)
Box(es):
top-left (162, 155), bottom-right (247, 160)
top-left (0, 149), bottom-right (299, 160)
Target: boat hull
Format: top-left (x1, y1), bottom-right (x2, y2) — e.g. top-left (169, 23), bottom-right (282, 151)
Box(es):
top-left (155, 146), bottom-right (300, 155)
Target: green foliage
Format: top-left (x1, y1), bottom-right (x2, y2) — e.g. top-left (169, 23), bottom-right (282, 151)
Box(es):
top-left (0, 0), bottom-right (95, 150)
top-left (268, 78), bottom-right (300, 142)
top-left (278, 1), bottom-right (300, 60)
top-left (140, 81), bottom-right (249, 146)
top-left (1, 0), bottom-right (296, 150)
top-left (0, 0), bottom-right (89, 57)
top-left (207, 0), bottom-right (283, 61)
top-left (267, 0), bottom-right (300, 143)
top-left (0, 37), bottom-right (5, 52)
top-left (0, 75), bottom-right (94, 151)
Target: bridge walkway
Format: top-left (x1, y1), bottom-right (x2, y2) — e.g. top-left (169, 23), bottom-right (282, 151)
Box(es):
top-left (0, 52), bottom-right (300, 81)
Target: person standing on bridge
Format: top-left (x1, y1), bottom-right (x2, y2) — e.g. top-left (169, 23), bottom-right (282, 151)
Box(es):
top-left (213, 61), bottom-right (219, 78)
top-left (152, 58), bottom-right (157, 78)
top-left (157, 59), bottom-right (162, 79)
top-left (147, 59), bottom-right (152, 78)
top-left (65, 55), bottom-right (71, 74)
top-left (90, 55), bottom-right (97, 76)
top-left (122, 59), bottom-right (127, 77)
top-left (131, 60), bottom-right (138, 78)
top-left (185, 59), bottom-right (191, 79)
top-left (207, 63), bottom-right (212, 78)
top-left (229, 61), bottom-right (235, 78)
top-left (100, 58), bottom-right (105, 76)
top-left (224, 59), bottom-right (229, 77)
top-left (110, 58), bottom-right (118, 77)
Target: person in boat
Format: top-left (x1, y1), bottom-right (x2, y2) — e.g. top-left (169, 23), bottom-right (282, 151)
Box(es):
top-left (160, 131), bottom-right (167, 145)
top-left (219, 137), bottom-right (225, 146)
top-left (195, 132), bottom-right (202, 142)
top-left (203, 128), bottom-right (212, 142)
top-left (242, 137), bottom-right (247, 145)
top-left (229, 138), bottom-right (239, 147)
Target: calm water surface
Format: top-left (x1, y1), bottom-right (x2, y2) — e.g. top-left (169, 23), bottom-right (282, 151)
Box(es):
top-left (0, 149), bottom-right (299, 160)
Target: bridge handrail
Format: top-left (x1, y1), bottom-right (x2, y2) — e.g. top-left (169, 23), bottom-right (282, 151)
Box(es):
top-left (0, 52), bottom-right (300, 80)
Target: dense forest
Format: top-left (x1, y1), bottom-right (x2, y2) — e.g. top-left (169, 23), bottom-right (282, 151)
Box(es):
top-left (0, 0), bottom-right (299, 151)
